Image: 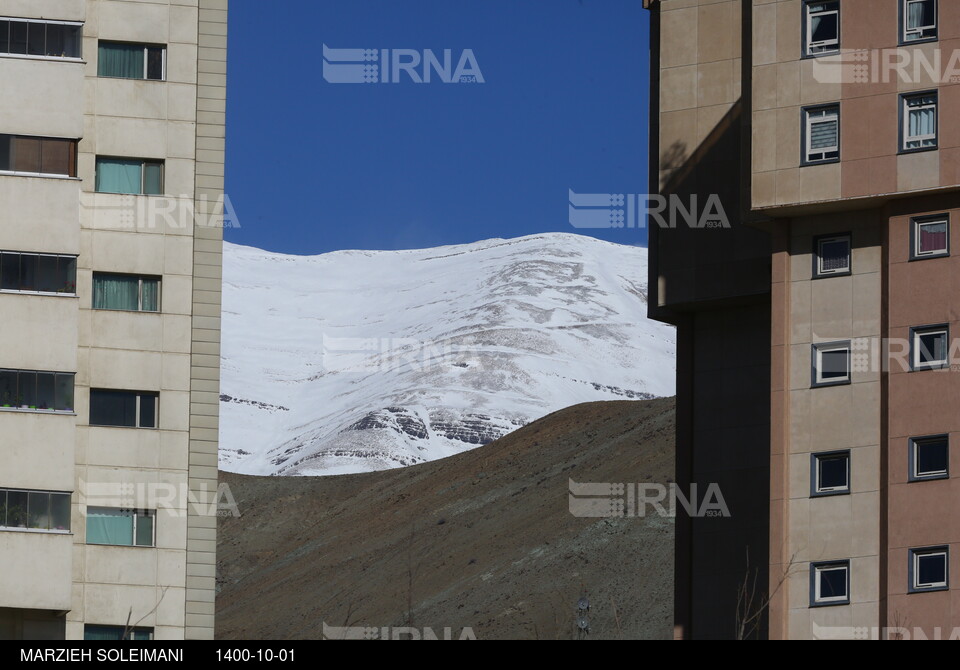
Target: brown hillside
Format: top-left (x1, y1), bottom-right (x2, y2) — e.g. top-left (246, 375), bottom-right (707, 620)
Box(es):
top-left (216, 398), bottom-right (675, 640)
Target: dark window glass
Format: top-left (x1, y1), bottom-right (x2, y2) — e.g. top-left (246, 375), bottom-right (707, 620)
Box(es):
top-left (55, 256), bottom-right (77, 294)
top-left (10, 21), bottom-right (27, 55)
top-left (54, 373), bottom-right (74, 412)
top-left (917, 331), bottom-right (946, 364)
top-left (18, 253), bottom-right (36, 291)
top-left (6, 490), bottom-right (28, 527)
top-left (916, 438), bottom-right (948, 476)
top-left (36, 372), bottom-right (55, 410)
top-left (44, 24), bottom-right (80, 58)
top-left (146, 47), bottom-right (164, 80)
top-left (27, 491), bottom-right (49, 529)
top-left (0, 134), bottom-right (10, 171)
top-left (26, 22), bottom-right (44, 56)
top-left (36, 256), bottom-right (58, 292)
top-left (18, 371), bottom-right (36, 408)
top-left (0, 370), bottom-right (16, 407)
top-left (0, 253), bottom-right (19, 290)
top-left (41, 138), bottom-right (72, 176)
top-left (818, 238), bottom-right (849, 273)
top-left (90, 389), bottom-right (137, 427)
top-left (0, 21), bottom-right (9, 53)
top-left (50, 493), bottom-right (71, 531)
top-left (811, 13), bottom-right (838, 43)
top-left (820, 349), bottom-right (848, 379)
top-left (819, 567), bottom-right (847, 599)
top-left (139, 394), bottom-right (157, 429)
top-left (917, 553), bottom-right (946, 586)
top-left (818, 454), bottom-right (848, 490)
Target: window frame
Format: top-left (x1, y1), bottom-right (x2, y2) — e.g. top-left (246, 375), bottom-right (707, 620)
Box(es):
top-left (94, 156), bottom-right (165, 196)
top-left (0, 250), bottom-right (77, 296)
top-left (900, 91), bottom-right (938, 154)
top-left (0, 133), bottom-right (78, 178)
top-left (0, 368), bottom-right (75, 413)
top-left (810, 450), bottom-right (851, 497)
top-left (899, 0), bottom-right (938, 45)
top-left (85, 507), bottom-right (156, 548)
top-left (802, 1), bottom-right (841, 58)
top-left (83, 625), bottom-right (154, 641)
top-left (0, 487), bottom-right (71, 533)
top-left (812, 232), bottom-right (852, 278)
top-left (88, 389), bottom-right (159, 429)
top-left (910, 324), bottom-right (949, 371)
top-left (908, 546), bottom-right (949, 593)
top-left (909, 214), bottom-right (949, 260)
top-left (97, 40), bottom-right (166, 81)
top-left (92, 272), bottom-right (161, 313)
top-left (0, 17), bottom-right (83, 61)
top-left (811, 340), bottom-right (852, 387)
top-left (810, 560), bottom-right (851, 607)
top-left (908, 434), bottom-right (949, 482)
top-left (801, 104), bottom-right (841, 166)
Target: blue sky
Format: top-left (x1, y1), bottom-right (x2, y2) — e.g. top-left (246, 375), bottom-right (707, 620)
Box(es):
top-left (224, 0), bottom-right (650, 254)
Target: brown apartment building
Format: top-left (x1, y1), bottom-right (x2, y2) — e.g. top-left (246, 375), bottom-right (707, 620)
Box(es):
top-left (646, 0), bottom-right (960, 639)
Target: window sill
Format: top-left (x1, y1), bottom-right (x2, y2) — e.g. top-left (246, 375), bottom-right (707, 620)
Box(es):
top-left (800, 158), bottom-right (841, 168)
top-left (0, 171), bottom-right (80, 181)
top-left (908, 585), bottom-right (949, 594)
top-left (811, 489), bottom-right (850, 498)
top-left (908, 473), bottom-right (950, 483)
top-left (899, 37), bottom-right (939, 47)
top-left (910, 363), bottom-right (949, 372)
top-left (812, 270), bottom-right (852, 280)
top-left (88, 424), bottom-right (159, 430)
top-left (91, 307), bottom-right (161, 314)
top-left (810, 599), bottom-right (850, 608)
top-left (909, 252), bottom-right (949, 262)
top-left (98, 75), bottom-right (167, 83)
top-left (0, 289), bottom-right (77, 298)
top-left (86, 542), bottom-right (156, 549)
top-left (899, 145), bottom-right (938, 156)
top-left (0, 526), bottom-right (72, 535)
top-left (0, 407), bottom-right (75, 416)
top-left (0, 53), bottom-right (84, 64)
top-left (92, 191), bottom-right (166, 197)
top-left (811, 379), bottom-right (851, 389)
top-left (801, 50), bottom-right (841, 60)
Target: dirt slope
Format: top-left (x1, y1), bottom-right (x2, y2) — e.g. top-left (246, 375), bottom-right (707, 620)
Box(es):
top-left (216, 398), bottom-right (675, 640)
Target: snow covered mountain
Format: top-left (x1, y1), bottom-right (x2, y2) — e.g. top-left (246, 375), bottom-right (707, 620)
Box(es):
top-left (219, 233), bottom-right (676, 476)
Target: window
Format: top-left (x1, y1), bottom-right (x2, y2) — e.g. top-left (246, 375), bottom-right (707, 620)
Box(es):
top-left (98, 42), bottom-right (165, 80)
top-left (901, 0), bottom-right (937, 44)
top-left (0, 18), bottom-right (82, 59)
top-left (0, 134), bottom-right (77, 177)
top-left (85, 508), bottom-right (155, 547)
top-left (811, 451), bottom-right (850, 496)
top-left (95, 157), bottom-right (163, 195)
top-left (0, 369), bottom-right (74, 412)
top-left (910, 324), bottom-right (949, 370)
top-left (909, 547), bottom-right (949, 592)
top-left (910, 215), bottom-right (949, 259)
top-left (901, 92), bottom-right (938, 152)
top-left (84, 625), bottom-right (154, 641)
top-left (803, 105), bottom-right (840, 165)
top-left (811, 560), bottom-right (850, 606)
top-left (813, 233), bottom-right (851, 277)
top-left (93, 273), bottom-right (160, 312)
top-left (0, 252), bottom-right (76, 295)
top-left (0, 488), bottom-right (71, 532)
top-left (803, 1), bottom-right (840, 57)
top-left (909, 435), bottom-right (949, 481)
top-left (89, 390), bottom-right (158, 428)
top-left (812, 341), bottom-right (851, 386)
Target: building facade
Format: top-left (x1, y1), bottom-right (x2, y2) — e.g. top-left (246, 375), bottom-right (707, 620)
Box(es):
top-left (647, 0), bottom-right (960, 639)
top-left (0, 0), bottom-right (226, 640)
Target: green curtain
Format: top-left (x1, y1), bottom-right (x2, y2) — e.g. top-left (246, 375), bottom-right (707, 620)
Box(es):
top-left (141, 278), bottom-right (159, 311)
top-left (98, 43), bottom-right (144, 78)
top-left (93, 274), bottom-right (140, 310)
top-left (86, 508), bottom-right (133, 546)
top-left (95, 159), bottom-right (141, 195)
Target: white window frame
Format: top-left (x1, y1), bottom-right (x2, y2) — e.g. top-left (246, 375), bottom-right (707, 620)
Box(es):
top-left (0, 17), bottom-right (84, 62)
top-left (815, 234), bottom-right (851, 277)
top-left (910, 548), bottom-right (948, 591)
top-left (902, 0), bottom-right (937, 43)
top-left (812, 561), bottom-right (850, 605)
top-left (902, 93), bottom-right (938, 151)
top-left (804, 105), bottom-right (840, 164)
top-left (804, 2), bottom-right (840, 56)
top-left (813, 341), bottom-right (851, 386)
top-left (913, 216), bottom-right (949, 258)
top-left (911, 325), bottom-right (948, 370)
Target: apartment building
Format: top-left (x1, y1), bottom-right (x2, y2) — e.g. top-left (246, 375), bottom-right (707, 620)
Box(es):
top-left (0, 0), bottom-right (226, 640)
top-left (646, 0), bottom-right (959, 639)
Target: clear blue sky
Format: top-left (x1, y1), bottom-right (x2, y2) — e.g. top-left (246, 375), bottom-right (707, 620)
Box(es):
top-left (224, 0), bottom-right (650, 254)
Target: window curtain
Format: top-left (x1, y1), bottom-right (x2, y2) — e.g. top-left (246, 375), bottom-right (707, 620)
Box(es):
top-left (909, 107), bottom-right (935, 138)
top-left (84, 626), bottom-right (123, 641)
top-left (811, 119), bottom-right (838, 150)
top-left (98, 43), bottom-right (143, 78)
top-left (919, 223), bottom-right (947, 253)
top-left (820, 240), bottom-right (848, 271)
top-left (85, 508), bottom-right (133, 546)
top-left (141, 279), bottom-right (159, 311)
top-left (95, 159), bottom-right (141, 195)
top-left (908, 1), bottom-right (931, 30)
top-left (93, 274), bottom-right (140, 310)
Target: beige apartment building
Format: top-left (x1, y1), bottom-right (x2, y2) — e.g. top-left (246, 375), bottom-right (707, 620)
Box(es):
top-left (647, 0), bottom-right (959, 639)
top-left (0, 0), bottom-right (226, 640)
